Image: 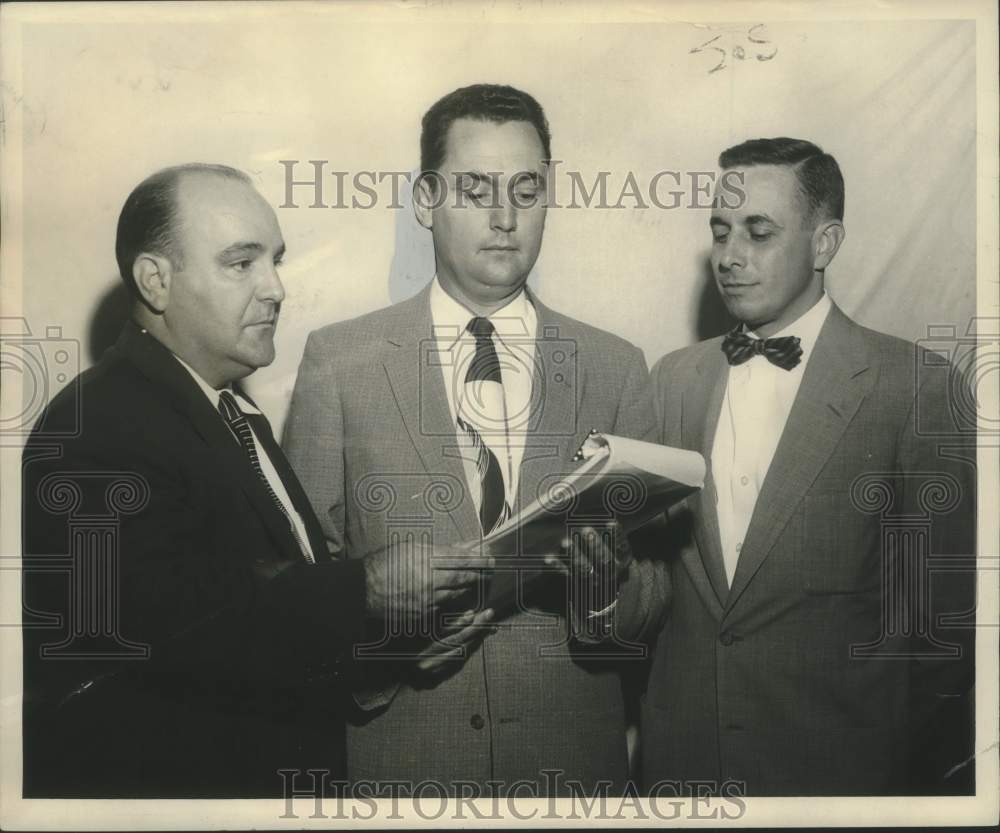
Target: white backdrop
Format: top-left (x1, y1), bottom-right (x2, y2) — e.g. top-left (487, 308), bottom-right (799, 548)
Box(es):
top-left (10, 5), bottom-right (978, 436)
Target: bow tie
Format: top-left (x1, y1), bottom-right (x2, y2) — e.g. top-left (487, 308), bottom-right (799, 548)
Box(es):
top-left (721, 328), bottom-right (803, 370)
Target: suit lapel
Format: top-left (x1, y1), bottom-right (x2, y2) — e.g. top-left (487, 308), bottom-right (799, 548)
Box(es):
top-left (515, 295), bottom-right (581, 515)
top-left (725, 306), bottom-right (873, 611)
top-left (244, 408), bottom-right (330, 562)
top-left (380, 288), bottom-right (482, 543)
top-left (683, 342), bottom-right (730, 615)
top-left (116, 322), bottom-right (305, 564)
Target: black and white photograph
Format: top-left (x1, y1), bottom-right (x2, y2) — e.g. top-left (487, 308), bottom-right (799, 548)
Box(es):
top-left (1, 0), bottom-right (997, 828)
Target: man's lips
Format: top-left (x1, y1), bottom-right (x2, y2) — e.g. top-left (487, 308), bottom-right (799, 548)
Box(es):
top-left (481, 245), bottom-right (518, 252)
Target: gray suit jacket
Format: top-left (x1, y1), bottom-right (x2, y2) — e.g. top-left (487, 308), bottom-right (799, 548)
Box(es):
top-left (642, 304), bottom-right (976, 795)
top-left (284, 285), bottom-right (667, 793)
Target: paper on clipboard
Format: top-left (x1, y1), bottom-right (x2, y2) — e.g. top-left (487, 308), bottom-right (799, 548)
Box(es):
top-left (481, 432), bottom-right (705, 613)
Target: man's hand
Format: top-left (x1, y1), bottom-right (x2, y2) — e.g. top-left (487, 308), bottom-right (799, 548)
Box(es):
top-left (362, 541), bottom-right (492, 624)
top-left (411, 607), bottom-right (496, 679)
top-left (545, 520), bottom-right (632, 619)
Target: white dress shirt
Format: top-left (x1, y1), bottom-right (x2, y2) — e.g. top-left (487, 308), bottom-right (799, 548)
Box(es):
top-left (429, 276), bottom-right (537, 517)
top-left (711, 293), bottom-right (832, 586)
top-left (171, 352), bottom-right (316, 563)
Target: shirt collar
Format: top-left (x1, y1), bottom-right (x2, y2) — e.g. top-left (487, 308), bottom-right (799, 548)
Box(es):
top-left (746, 292), bottom-right (832, 367)
top-left (429, 275), bottom-right (536, 348)
top-left (160, 338), bottom-right (261, 415)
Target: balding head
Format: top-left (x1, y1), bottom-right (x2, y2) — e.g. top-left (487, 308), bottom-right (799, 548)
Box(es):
top-left (115, 163), bottom-right (253, 299)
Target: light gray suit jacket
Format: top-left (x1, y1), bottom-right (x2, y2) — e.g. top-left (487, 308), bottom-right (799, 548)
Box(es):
top-left (641, 304), bottom-right (976, 795)
top-left (284, 285), bottom-right (667, 793)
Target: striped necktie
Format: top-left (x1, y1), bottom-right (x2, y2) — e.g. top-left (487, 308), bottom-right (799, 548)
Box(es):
top-left (217, 390), bottom-right (314, 563)
top-left (457, 317), bottom-right (511, 535)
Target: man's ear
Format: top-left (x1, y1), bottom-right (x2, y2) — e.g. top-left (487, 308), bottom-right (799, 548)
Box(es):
top-left (412, 173), bottom-right (439, 230)
top-left (813, 220), bottom-right (845, 271)
top-left (132, 254), bottom-right (173, 313)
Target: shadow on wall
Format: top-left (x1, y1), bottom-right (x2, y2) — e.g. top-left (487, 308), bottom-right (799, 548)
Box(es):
top-left (387, 174), bottom-right (436, 304)
top-left (694, 257), bottom-right (733, 340)
top-left (88, 280), bottom-right (133, 364)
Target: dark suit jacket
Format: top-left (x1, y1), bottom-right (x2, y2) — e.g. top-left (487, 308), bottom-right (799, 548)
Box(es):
top-left (642, 304), bottom-right (976, 796)
top-left (21, 322), bottom-right (368, 798)
top-left (283, 285), bottom-right (668, 793)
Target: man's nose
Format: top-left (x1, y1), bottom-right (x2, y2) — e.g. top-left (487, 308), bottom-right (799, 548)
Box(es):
top-left (717, 238), bottom-right (745, 272)
top-left (258, 262), bottom-right (286, 304)
top-left (489, 199), bottom-right (517, 233)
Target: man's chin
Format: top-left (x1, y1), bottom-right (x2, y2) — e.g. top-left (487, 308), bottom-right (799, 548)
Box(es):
top-left (717, 297), bottom-right (751, 323)
top-left (438, 268), bottom-right (531, 312)
top-left (236, 345), bottom-right (276, 374)
top-left (478, 268), bottom-right (531, 294)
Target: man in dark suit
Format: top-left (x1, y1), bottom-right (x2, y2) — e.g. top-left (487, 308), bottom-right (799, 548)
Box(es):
top-left (284, 84), bottom-right (668, 794)
top-left (642, 138), bottom-right (976, 795)
top-left (21, 163), bottom-right (484, 798)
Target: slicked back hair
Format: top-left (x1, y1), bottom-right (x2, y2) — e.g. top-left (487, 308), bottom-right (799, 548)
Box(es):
top-left (719, 137), bottom-right (845, 223)
top-left (420, 83), bottom-right (551, 180)
top-left (115, 163), bottom-right (251, 297)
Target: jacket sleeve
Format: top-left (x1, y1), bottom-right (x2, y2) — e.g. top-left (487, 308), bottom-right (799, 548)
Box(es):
top-left (896, 353), bottom-right (977, 793)
top-left (607, 345), bottom-right (673, 645)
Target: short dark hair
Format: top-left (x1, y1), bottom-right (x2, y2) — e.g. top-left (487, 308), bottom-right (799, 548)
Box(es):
top-left (115, 163), bottom-right (251, 296)
top-left (719, 137), bottom-right (844, 222)
top-left (420, 83), bottom-right (551, 177)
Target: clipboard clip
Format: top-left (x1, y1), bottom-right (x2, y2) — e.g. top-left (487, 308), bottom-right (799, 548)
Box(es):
top-left (571, 427), bottom-right (609, 462)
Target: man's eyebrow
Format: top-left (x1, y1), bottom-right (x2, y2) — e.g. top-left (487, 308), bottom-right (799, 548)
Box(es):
top-left (217, 242), bottom-right (266, 260)
top-left (511, 172), bottom-right (542, 186)
top-left (744, 213), bottom-right (782, 228)
top-left (709, 215), bottom-right (730, 227)
top-left (455, 171), bottom-right (497, 187)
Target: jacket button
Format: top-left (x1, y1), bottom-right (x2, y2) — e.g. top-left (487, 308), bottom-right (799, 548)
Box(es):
top-left (719, 631), bottom-right (734, 646)
top-left (470, 714), bottom-right (485, 730)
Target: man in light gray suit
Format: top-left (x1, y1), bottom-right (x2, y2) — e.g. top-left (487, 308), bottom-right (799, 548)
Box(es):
top-left (642, 138), bottom-right (976, 795)
top-left (284, 84), bottom-right (667, 795)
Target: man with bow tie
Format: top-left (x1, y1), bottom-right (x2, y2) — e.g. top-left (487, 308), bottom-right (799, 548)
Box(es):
top-left (21, 163), bottom-right (485, 797)
top-left (641, 138), bottom-right (976, 795)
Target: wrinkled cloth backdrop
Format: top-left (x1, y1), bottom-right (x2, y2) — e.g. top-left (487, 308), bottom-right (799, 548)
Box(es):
top-left (16, 16), bottom-right (975, 440)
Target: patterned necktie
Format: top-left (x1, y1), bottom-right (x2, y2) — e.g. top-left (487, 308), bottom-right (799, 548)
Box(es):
top-left (457, 317), bottom-right (511, 535)
top-left (721, 328), bottom-right (803, 371)
top-left (217, 390), bottom-right (314, 563)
